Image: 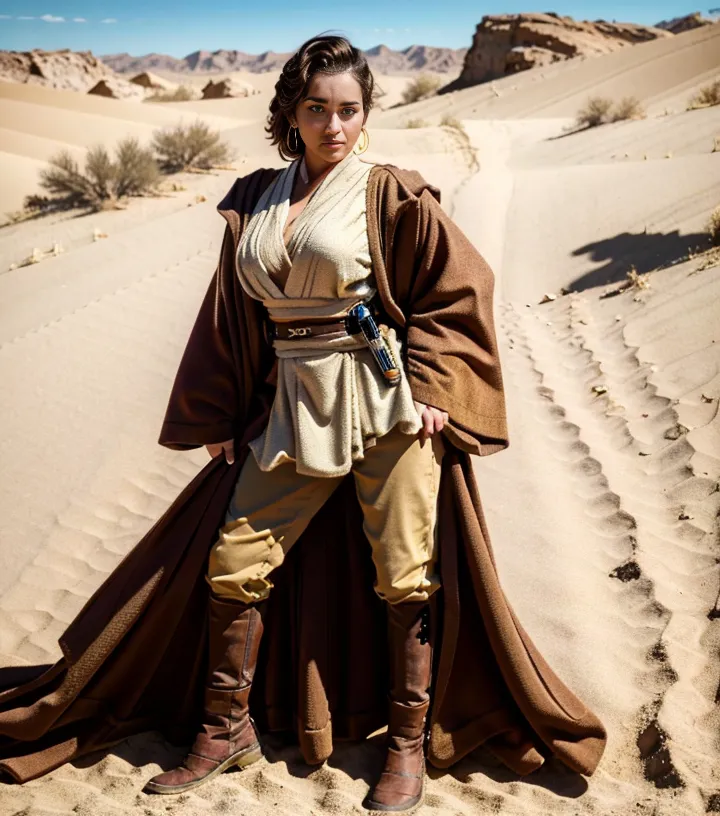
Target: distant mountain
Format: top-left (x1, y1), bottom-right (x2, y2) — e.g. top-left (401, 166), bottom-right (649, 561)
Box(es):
top-left (99, 44), bottom-right (467, 76)
top-left (98, 52), bottom-right (185, 74)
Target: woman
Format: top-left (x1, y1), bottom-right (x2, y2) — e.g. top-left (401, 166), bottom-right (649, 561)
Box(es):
top-left (146, 34), bottom-right (451, 811)
top-left (0, 33), bottom-right (607, 813)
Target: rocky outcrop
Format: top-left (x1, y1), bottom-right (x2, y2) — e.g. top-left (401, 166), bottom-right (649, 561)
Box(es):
top-left (0, 48), bottom-right (117, 92)
top-left (655, 13), bottom-right (715, 34)
top-left (87, 77), bottom-right (147, 100)
top-left (441, 13), bottom-right (672, 92)
top-left (129, 71), bottom-right (178, 90)
top-left (100, 44), bottom-right (466, 76)
top-left (200, 77), bottom-right (257, 99)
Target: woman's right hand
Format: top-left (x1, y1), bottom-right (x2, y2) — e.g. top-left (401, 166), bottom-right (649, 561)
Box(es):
top-left (205, 439), bottom-right (235, 465)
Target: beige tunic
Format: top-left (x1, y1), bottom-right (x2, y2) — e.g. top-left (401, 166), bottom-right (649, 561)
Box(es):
top-left (235, 149), bottom-right (422, 477)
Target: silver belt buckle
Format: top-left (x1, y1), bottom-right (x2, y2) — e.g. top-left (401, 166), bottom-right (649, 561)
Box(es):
top-left (287, 326), bottom-right (311, 338)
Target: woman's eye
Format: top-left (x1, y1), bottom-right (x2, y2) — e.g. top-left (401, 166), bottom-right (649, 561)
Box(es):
top-left (308, 105), bottom-right (357, 116)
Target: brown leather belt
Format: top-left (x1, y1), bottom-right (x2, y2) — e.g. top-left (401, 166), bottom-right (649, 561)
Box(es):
top-left (264, 300), bottom-right (380, 342)
top-left (269, 318), bottom-right (350, 341)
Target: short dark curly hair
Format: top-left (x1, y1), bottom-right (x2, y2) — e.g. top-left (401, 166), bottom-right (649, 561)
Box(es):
top-left (266, 32), bottom-right (376, 162)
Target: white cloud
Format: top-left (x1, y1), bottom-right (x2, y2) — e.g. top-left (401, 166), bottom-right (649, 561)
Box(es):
top-left (0, 14), bottom-right (12, 19)
top-left (40, 14), bottom-right (64, 23)
top-left (101, 18), bottom-right (118, 23)
top-left (18, 15), bottom-right (36, 19)
top-left (73, 17), bottom-right (87, 23)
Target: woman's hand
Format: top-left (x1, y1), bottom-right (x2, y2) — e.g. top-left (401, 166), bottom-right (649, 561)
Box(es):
top-left (414, 400), bottom-right (449, 445)
top-left (206, 439), bottom-right (235, 465)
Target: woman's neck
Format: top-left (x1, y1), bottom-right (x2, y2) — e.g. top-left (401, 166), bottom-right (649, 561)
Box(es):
top-left (301, 149), bottom-right (355, 186)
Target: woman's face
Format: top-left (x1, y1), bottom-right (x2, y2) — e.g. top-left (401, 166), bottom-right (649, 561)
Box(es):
top-left (290, 70), bottom-right (366, 166)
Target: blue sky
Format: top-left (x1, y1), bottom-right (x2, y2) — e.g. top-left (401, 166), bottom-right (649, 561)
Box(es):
top-left (0, 2), bottom-right (708, 56)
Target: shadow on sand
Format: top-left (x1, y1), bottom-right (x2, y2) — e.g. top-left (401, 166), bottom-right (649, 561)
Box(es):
top-left (568, 228), bottom-right (711, 292)
top-left (63, 729), bottom-right (588, 805)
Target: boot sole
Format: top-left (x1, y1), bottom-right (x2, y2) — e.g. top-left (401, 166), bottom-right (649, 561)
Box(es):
top-left (363, 776), bottom-right (426, 813)
top-left (144, 743), bottom-right (264, 795)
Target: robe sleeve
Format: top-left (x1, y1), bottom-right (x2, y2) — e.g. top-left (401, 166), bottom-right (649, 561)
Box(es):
top-left (402, 189), bottom-right (509, 457)
top-left (157, 225), bottom-right (241, 450)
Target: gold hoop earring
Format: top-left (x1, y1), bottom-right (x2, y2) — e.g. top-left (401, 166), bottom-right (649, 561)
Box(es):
top-left (353, 126), bottom-right (370, 155)
top-left (286, 126), bottom-right (299, 153)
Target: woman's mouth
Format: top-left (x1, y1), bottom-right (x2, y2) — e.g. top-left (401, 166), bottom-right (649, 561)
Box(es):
top-left (322, 141), bottom-right (344, 149)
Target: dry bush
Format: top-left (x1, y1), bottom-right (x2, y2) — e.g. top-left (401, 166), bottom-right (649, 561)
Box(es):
top-left (147, 85), bottom-right (195, 103)
top-left (575, 97), bottom-right (613, 128)
top-left (113, 138), bottom-right (161, 196)
top-left (688, 79), bottom-right (720, 110)
top-left (611, 96), bottom-right (645, 121)
top-left (707, 206), bottom-right (720, 246)
top-left (35, 138), bottom-right (159, 213)
top-left (405, 118), bottom-right (430, 129)
top-left (440, 114), bottom-right (463, 131)
top-left (152, 121), bottom-right (233, 172)
top-left (625, 265), bottom-right (651, 290)
top-left (36, 152), bottom-right (91, 210)
top-left (401, 74), bottom-right (441, 105)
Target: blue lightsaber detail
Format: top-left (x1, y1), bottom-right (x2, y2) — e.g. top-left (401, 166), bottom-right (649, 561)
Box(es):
top-left (347, 304), bottom-right (401, 387)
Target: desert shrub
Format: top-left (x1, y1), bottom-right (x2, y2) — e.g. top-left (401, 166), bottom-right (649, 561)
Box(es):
top-left (688, 79), bottom-right (720, 110)
top-left (147, 85), bottom-right (195, 103)
top-left (707, 206), bottom-right (720, 246)
top-left (37, 151), bottom-right (93, 209)
top-left (440, 114), bottom-right (463, 131)
top-left (152, 121), bottom-right (233, 172)
top-left (575, 96), bottom-right (613, 128)
top-left (405, 118), bottom-right (430, 129)
top-left (113, 138), bottom-right (161, 197)
top-left (37, 138), bottom-right (159, 212)
top-left (611, 96), bottom-right (645, 121)
top-left (401, 74), bottom-right (441, 105)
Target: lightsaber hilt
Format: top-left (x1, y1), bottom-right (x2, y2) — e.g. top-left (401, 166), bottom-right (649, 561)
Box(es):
top-left (347, 304), bottom-right (401, 387)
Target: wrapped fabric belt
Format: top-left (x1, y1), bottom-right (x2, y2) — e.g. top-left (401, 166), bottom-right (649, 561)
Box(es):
top-left (264, 299), bottom-right (381, 342)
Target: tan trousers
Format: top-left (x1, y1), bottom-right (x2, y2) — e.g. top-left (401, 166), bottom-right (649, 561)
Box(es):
top-left (206, 427), bottom-right (445, 605)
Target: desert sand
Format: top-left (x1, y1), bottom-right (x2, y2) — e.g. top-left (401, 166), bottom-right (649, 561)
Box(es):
top-left (1, 22), bottom-right (719, 816)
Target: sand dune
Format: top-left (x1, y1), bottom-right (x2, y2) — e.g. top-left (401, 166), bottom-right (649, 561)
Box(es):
top-left (1, 20), bottom-right (719, 816)
top-left (0, 80), bottom-right (243, 217)
top-left (0, 80), bottom-right (240, 128)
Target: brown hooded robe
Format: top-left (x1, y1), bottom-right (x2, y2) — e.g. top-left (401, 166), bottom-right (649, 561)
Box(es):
top-left (0, 163), bottom-right (607, 785)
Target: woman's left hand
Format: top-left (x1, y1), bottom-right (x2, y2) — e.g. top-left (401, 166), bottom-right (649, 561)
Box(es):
top-left (414, 400), bottom-right (449, 445)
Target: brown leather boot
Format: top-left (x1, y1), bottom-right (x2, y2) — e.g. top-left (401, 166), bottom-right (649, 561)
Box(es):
top-left (144, 594), bottom-right (265, 794)
top-left (364, 601), bottom-right (432, 813)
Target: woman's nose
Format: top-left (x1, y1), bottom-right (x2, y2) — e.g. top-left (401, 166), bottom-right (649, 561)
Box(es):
top-left (325, 113), bottom-right (342, 133)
